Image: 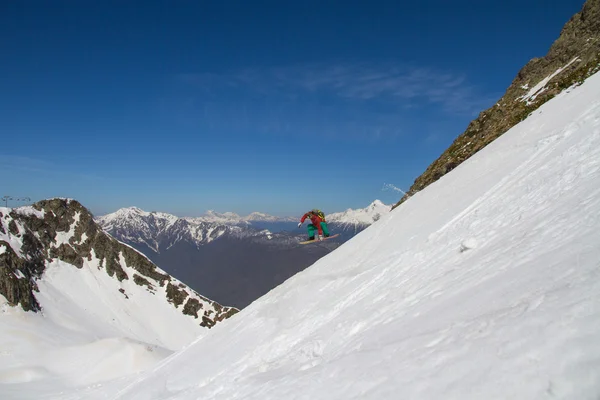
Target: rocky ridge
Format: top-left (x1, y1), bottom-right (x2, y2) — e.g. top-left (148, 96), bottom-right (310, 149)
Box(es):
top-left (0, 198), bottom-right (237, 327)
top-left (394, 0), bottom-right (600, 208)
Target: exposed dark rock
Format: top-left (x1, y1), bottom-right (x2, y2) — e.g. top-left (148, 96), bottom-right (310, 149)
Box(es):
top-left (123, 247), bottom-right (169, 285)
top-left (133, 274), bottom-right (154, 289)
top-left (92, 234), bottom-right (128, 281)
top-left (0, 242), bottom-right (40, 311)
top-left (200, 316), bottom-right (216, 328)
top-left (166, 282), bottom-right (189, 307)
top-left (50, 243), bottom-right (84, 268)
top-left (8, 220), bottom-right (19, 236)
top-left (183, 297), bottom-right (202, 318)
top-left (394, 0), bottom-right (600, 209)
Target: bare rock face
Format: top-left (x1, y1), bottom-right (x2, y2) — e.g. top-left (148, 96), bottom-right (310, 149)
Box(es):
top-left (394, 0), bottom-right (600, 209)
top-left (0, 199), bottom-right (237, 327)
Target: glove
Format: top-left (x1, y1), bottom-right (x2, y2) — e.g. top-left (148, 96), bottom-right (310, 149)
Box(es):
top-left (298, 222), bottom-right (302, 228)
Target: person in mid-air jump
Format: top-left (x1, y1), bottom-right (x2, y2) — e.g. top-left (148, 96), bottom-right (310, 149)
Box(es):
top-left (298, 209), bottom-right (330, 241)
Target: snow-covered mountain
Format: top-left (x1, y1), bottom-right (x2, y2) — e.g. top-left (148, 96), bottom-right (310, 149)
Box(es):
top-left (97, 207), bottom-right (272, 252)
top-left (185, 210), bottom-right (296, 225)
top-left (186, 210), bottom-right (250, 225)
top-left (45, 59), bottom-right (600, 400)
top-left (245, 211), bottom-right (296, 222)
top-left (326, 199), bottom-right (391, 226)
top-left (97, 208), bottom-right (298, 245)
top-left (0, 199), bottom-right (237, 391)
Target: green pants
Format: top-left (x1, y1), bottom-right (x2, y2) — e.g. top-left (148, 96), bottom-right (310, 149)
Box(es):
top-left (307, 222), bottom-right (330, 238)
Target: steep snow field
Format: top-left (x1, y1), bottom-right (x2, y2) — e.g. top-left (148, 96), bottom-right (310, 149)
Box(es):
top-left (0, 257), bottom-right (208, 398)
top-left (3, 71), bottom-right (600, 399)
top-left (112, 73), bottom-right (600, 399)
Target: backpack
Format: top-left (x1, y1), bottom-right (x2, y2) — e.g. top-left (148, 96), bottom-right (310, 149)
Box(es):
top-left (311, 209), bottom-right (326, 221)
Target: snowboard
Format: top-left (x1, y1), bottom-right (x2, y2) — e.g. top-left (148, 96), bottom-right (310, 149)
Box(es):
top-left (299, 233), bottom-right (340, 245)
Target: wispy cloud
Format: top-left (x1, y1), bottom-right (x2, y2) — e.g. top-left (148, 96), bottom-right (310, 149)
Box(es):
top-left (0, 155), bottom-right (107, 181)
top-left (179, 62), bottom-right (495, 116)
top-left (0, 155), bottom-right (55, 174)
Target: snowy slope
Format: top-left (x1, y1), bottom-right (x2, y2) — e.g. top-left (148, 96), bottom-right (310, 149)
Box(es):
top-left (0, 260), bottom-right (187, 388)
top-left (0, 200), bottom-right (236, 398)
top-left (89, 72), bottom-right (600, 399)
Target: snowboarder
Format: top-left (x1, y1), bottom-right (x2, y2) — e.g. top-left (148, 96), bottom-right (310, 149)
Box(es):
top-left (298, 209), bottom-right (330, 241)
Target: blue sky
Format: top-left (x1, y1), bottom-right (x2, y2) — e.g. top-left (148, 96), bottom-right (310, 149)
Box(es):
top-left (1, 0), bottom-right (585, 216)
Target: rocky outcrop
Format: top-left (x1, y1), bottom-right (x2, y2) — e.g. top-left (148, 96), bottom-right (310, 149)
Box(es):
top-left (0, 199), bottom-right (238, 327)
top-left (394, 0), bottom-right (600, 209)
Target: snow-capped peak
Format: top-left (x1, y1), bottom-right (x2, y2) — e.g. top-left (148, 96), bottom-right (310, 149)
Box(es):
top-left (327, 199), bottom-right (391, 225)
top-left (97, 207), bottom-right (179, 235)
top-left (193, 210), bottom-right (246, 224)
top-left (246, 212), bottom-right (275, 221)
top-left (166, 210), bottom-right (294, 224)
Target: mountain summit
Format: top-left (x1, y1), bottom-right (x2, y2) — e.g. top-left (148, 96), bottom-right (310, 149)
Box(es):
top-left (327, 200), bottom-right (391, 225)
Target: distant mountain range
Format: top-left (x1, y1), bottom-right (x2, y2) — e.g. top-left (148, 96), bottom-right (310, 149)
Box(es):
top-left (120, 200), bottom-right (389, 226)
top-left (185, 210), bottom-right (297, 225)
top-left (97, 200), bottom-right (391, 308)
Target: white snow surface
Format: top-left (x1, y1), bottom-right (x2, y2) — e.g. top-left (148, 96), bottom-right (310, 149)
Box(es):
top-left (38, 256), bottom-right (206, 350)
top-left (327, 199), bottom-right (391, 225)
top-left (13, 206), bottom-right (45, 219)
top-left (6, 72), bottom-right (600, 399)
top-left (0, 251), bottom-right (210, 398)
top-left (0, 252), bottom-right (210, 398)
